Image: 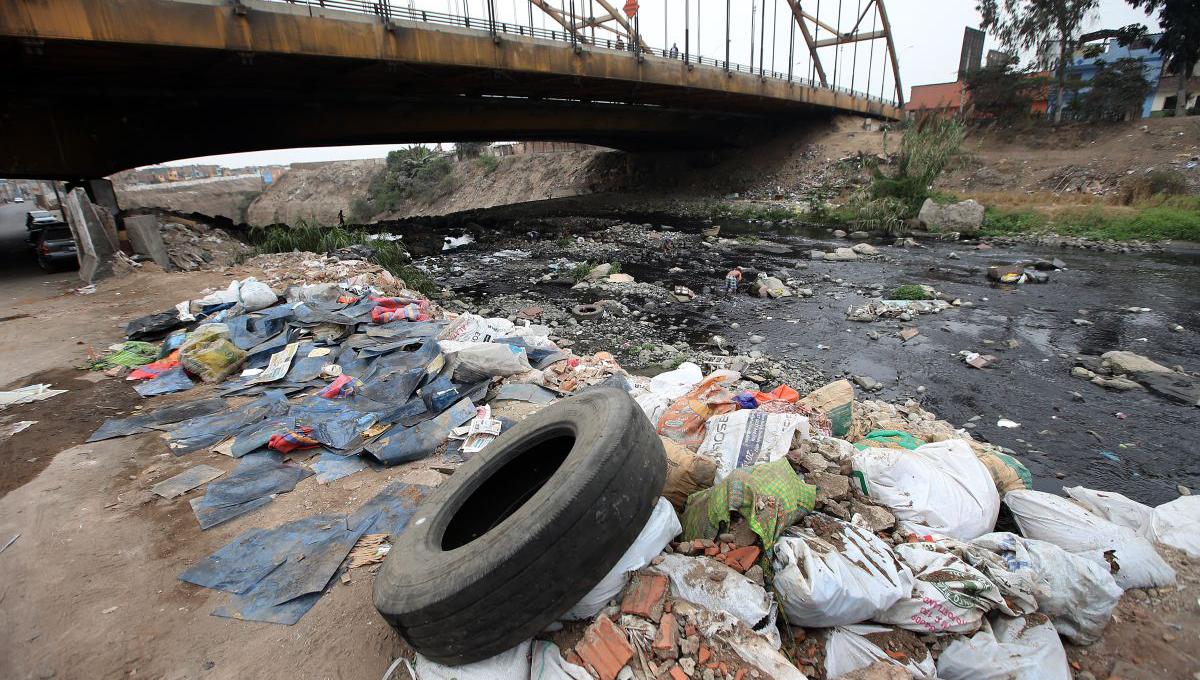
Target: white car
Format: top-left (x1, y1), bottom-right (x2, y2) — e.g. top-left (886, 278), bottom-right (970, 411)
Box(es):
top-left (13, 196), bottom-right (24, 203)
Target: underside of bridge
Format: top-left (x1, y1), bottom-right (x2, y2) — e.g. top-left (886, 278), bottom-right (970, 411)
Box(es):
top-left (0, 0), bottom-right (902, 180)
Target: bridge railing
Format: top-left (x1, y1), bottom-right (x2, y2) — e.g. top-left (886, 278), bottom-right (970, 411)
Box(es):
top-left (261, 0), bottom-right (897, 107)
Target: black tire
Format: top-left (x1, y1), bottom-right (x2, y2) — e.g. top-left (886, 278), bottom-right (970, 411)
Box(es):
top-left (373, 387), bottom-right (666, 665)
top-left (571, 303), bottom-right (604, 319)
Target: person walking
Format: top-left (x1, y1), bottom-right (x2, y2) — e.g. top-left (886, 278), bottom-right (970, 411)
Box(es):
top-left (725, 266), bottom-right (743, 295)
top-left (669, 42), bottom-right (679, 59)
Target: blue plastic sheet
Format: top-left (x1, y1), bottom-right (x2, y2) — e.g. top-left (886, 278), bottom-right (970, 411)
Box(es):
top-left (88, 396), bottom-right (226, 442)
top-left (135, 366), bottom-right (196, 397)
top-left (347, 480), bottom-right (432, 536)
top-left (190, 452), bottom-right (313, 529)
top-left (226, 314), bottom-right (286, 351)
top-left (365, 398), bottom-right (476, 465)
top-left (165, 391), bottom-right (290, 454)
top-left (311, 451), bottom-right (367, 484)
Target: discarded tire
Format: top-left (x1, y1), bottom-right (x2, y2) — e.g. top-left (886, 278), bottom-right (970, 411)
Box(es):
top-left (373, 387), bottom-right (667, 665)
top-left (570, 303), bottom-right (604, 320)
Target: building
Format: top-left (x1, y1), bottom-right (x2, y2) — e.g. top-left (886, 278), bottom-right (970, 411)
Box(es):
top-left (905, 80), bottom-right (967, 119)
top-left (1050, 32), bottom-right (1165, 119)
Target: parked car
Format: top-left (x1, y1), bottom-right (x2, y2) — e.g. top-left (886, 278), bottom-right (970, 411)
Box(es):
top-left (25, 210), bottom-right (64, 248)
top-left (35, 225), bottom-right (79, 272)
top-left (13, 196), bottom-right (24, 203)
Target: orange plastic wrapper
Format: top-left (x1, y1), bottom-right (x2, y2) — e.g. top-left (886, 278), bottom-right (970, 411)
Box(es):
top-left (749, 384), bottom-right (800, 404)
top-left (656, 371), bottom-right (739, 450)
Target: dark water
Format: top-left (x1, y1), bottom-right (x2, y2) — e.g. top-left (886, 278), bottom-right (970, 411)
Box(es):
top-left (421, 214), bottom-right (1200, 505)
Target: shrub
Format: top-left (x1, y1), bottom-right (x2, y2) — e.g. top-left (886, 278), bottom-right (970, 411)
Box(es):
top-left (476, 154), bottom-right (500, 175)
top-left (870, 117), bottom-right (966, 214)
top-left (568, 261), bottom-right (593, 282)
top-left (1119, 169), bottom-right (1188, 205)
top-left (890, 284), bottom-right (933, 301)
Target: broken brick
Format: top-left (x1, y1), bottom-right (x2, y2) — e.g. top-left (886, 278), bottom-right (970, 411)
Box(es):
top-left (621, 571), bottom-right (668, 622)
top-left (652, 612), bottom-right (679, 660)
top-left (698, 644), bottom-right (711, 665)
top-left (669, 667), bottom-right (688, 680)
top-left (735, 669), bottom-right (747, 680)
top-left (724, 545), bottom-right (761, 573)
top-left (703, 546), bottom-right (720, 557)
top-left (576, 614), bottom-right (634, 680)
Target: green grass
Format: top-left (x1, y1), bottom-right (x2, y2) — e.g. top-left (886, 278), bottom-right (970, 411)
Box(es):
top-left (475, 154), bottom-right (500, 175)
top-left (715, 203), bottom-right (802, 221)
top-left (567, 261), bottom-right (594, 283)
top-left (980, 200), bottom-right (1200, 242)
top-left (890, 284), bottom-right (933, 301)
top-left (247, 223), bottom-right (436, 295)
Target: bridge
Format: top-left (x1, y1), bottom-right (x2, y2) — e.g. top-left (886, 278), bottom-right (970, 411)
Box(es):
top-left (0, 0), bottom-right (904, 180)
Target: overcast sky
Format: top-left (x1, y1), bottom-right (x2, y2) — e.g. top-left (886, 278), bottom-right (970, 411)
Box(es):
top-left (163, 0), bottom-right (1151, 168)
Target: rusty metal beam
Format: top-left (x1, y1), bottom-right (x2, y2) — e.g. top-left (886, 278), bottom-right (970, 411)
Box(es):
top-left (784, 0), bottom-right (828, 86)
top-left (874, 0), bottom-right (904, 105)
top-left (813, 30), bottom-right (885, 48)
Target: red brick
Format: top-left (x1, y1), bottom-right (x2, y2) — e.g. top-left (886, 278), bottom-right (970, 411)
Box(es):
top-left (735, 668), bottom-right (747, 680)
top-left (703, 546), bottom-right (720, 557)
top-left (685, 623), bottom-right (697, 637)
top-left (652, 612), bottom-right (679, 660)
top-left (669, 667), bottom-right (688, 680)
top-left (724, 545), bottom-right (761, 573)
top-left (621, 571), bottom-right (668, 622)
top-left (698, 644), bottom-right (711, 665)
top-left (576, 615), bottom-right (634, 680)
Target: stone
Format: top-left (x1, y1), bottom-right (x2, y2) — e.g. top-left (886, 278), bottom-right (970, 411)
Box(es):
top-left (1072, 318), bottom-right (1094, 326)
top-left (849, 231), bottom-right (871, 239)
top-left (575, 615), bottom-right (634, 680)
top-left (652, 612), bottom-right (680, 660)
top-left (851, 243), bottom-right (878, 256)
top-left (853, 375), bottom-right (880, 391)
top-left (1179, 485), bottom-right (1192, 496)
top-left (1072, 366), bottom-right (1097, 380)
top-left (849, 499), bottom-right (896, 531)
top-left (807, 471), bottom-right (851, 503)
top-left (123, 214), bottom-right (171, 269)
top-left (810, 250), bottom-right (826, 260)
top-left (749, 335), bottom-right (765, 345)
top-left (796, 288), bottom-right (814, 298)
top-left (1091, 376), bottom-right (1144, 391)
top-left (833, 230), bottom-right (847, 238)
top-left (620, 572), bottom-right (668, 622)
top-left (744, 564), bottom-right (765, 586)
top-left (826, 247), bottom-right (860, 261)
top-left (1101, 350), bottom-right (1172, 375)
top-left (606, 273), bottom-right (635, 284)
top-left (918, 198), bottom-right (985, 235)
top-left (585, 263), bottom-right (613, 281)
top-left (678, 658), bottom-right (696, 675)
top-left (899, 327), bottom-right (919, 342)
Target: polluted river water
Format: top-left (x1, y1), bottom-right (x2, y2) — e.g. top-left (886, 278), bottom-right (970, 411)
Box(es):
top-left (396, 213), bottom-right (1199, 506)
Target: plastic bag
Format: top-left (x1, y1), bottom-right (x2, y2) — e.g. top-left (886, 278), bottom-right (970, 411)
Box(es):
top-left (661, 437), bottom-right (718, 510)
top-left (197, 278), bottom-right (276, 312)
top-left (696, 409), bottom-right (809, 481)
top-left (971, 443), bottom-right (1034, 495)
top-left (773, 516), bottom-right (914, 627)
top-left (851, 439), bottom-right (1000, 540)
top-left (1003, 489), bottom-right (1176, 589)
top-left (824, 625), bottom-right (938, 680)
top-left (799, 379), bottom-right (854, 437)
top-left (682, 458), bottom-right (816, 551)
top-left (971, 532), bottom-right (1121, 644)
top-left (653, 554), bottom-right (780, 648)
top-left (650, 362), bottom-right (704, 400)
top-left (440, 340), bottom-right (532, 383)
top-left (439, 313), bottom-right (498, 343)
top-left (936, 614), bottom-right (1070, 680)
top-left (407, 639), bottom-right (589, 680)
top-left (657, 370), bottom-right (739, 449)
top-left (179, 324), bottom-right (247, 384)
top-left (563, 498), bottom-right (681, 620)
top-left (875, 542), bottom-right (1004, 634)
top-left (1065, 486), bottom-right (1200, 559)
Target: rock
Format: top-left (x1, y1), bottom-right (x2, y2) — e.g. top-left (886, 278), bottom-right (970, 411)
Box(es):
top-left (947, 251), bottom-right (960, 259)
top-left (744, 565), bottom-right (765, 586)
top-left (796, 287), bottom-right (815, 298)
top-left (585, 263), bottom-right (612, 281)
top-left (851, 243), bottom-right (878, 256)
top-left (810, 250), bottom-right (826, 260)
top-left (1180, 485), bottom-right (1192, 496)
top-left (824, 247), bottom-right (860, 262)
top-left (853, 375), bottom-right (880, 391)
top-left (606, 273), bottom-right (635, 284)
top-left (1169, 323), bottom-right (1184, 332)
top-left (1072, 318), bottom-right (1094, 326)
top-left (916, 385), bottom-right (926, 394)
top-left (1071, 366), bottom-right (1097, 380)
top-left (749, 335), bottom-right (765, 345)
top-left (1101, 350), bottom-right (1172, 375)
top-left (792, 447), bottom-right (833, 473)
top-left (1091, 375), bottom-right (1144, 391)
top-left (833, 660), bottom-right (914, 679)
top-left (848, 499), bottom-right (896, 531)
top-left (833, 229), bottom-right (847, 238)
top-left (807, 471), bottom-right (851, 503)
top-left (918, 198), bottom-right (985, 235)
top-left (678, 658), bottom-right (696, 675)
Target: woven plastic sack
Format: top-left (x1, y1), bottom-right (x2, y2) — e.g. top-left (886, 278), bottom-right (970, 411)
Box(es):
top-left (180, 324), bottom-right (247, 384)
top-left (657, 370), bottom-right (739, 449)
top-left (682, 458), bottom-right (815, 551)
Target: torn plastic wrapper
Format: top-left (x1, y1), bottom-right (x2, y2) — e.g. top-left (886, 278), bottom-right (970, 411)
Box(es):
top-left (365, 398), bottom-right (476, 465)
top-left (164, 391), bottom-right (290, 454)
top-left (88, 396), bottom-right (226, 442)
top-left (134, 366), bottom-right (196, 397)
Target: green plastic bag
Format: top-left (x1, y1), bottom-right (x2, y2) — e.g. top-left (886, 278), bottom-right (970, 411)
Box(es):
top-left (90, 341), bottom-right (160, 371)
top-left (681, 458), bottom-right (816, 551)
top-left (180, 324), bottom-right (246, 383)
top-left (854, 429), bottom-right (925, 451)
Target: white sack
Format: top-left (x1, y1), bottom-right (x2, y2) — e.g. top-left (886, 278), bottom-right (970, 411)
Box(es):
top-left (410, 640), bottom-right (589, 680)
top-left (773, 520), bottom-right (914, 627)
top-left (649, 362), bottom-right (704, 400)
top-left (1004, 489), bottom-right (1176, 589)
top-left (1065, 486), bottom-right (1200, 559)
top-left (633, 390), bottom-right (672, 427)
top-left (936, 615), bottom-right (1070, 680)
top-left (875, 543), bottom-right (1003, 634)
top-left (440, 313), bottom-right (499, 343)
top-left (439, 340), bottom-right (532, 383)
top-left (971, 532), bottom-right (1121, 644)
top-left (563, 498), bottom-right (680, 620)
top-left (683, 603), bottom-right (807, 680)
top-left (197, 278), bottom-right (276, 311)
top-left (852, 439), bottom-right (1000, 540)
top-left (653, 554), bottom-right (780, 648)
top-left (824, 625), bottom-right (937, 680)
top-left (697, 409), bottom-right (809, 481)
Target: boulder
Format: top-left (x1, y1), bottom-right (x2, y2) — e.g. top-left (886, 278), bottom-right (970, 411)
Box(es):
top-left (851, 243), bottom-right (879, 256)
top-left (585, 263), bottom-right (612, 281)
top-left (824, 247), bottom-right (860, 262)
top-left (918, 198), bottom-right (985, 235)
top-left (1101, 350), bottom-right (1172, 375)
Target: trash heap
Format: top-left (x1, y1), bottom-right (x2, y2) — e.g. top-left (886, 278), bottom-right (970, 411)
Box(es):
top-left (89, 251), bottom-right (1199, 680)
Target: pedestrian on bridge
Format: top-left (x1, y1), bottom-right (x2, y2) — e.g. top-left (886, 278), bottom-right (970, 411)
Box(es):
top-left (669, 43), bottom-right (679, 59)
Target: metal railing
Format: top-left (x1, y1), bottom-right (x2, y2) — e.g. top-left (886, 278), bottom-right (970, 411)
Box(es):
top-left (259, 0), bottom-right (899, 108)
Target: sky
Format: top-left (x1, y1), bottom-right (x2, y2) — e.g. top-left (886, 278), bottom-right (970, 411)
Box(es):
top-left (162, 0), bottom-right (1152, 169)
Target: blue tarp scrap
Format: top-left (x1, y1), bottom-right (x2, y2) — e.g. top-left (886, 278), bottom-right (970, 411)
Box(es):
top-left (88, 396), bottom-right (227, 442)
top-left (165, 391), bottom-right (290, 454)
top-left (311, 451), bottom-right (367, 484)
top-left (190, 452), bottom-right (313, 529)
top-left (134, 366), bottom-right (196, 397)
top-left (364, 398), bottom-right (476, 465)
top-left (179, 481), bottom-right (429, 625)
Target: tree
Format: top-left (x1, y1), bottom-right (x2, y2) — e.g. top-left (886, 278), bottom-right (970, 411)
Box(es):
top-left (1069, 58), bottom-right (1154, 120)
top-left (978, 0), bottom-right (1100, 124)
top-left (963, 56), bottom-right (1050, 123)
top-left (1127, 0), bottom-right (1200, 116)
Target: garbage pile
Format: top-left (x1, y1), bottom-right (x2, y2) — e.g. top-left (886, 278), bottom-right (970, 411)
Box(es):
top-left (159, 219), bottom-right (252, 271)
top-left (88, 251), bottom-right (1198, 680)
